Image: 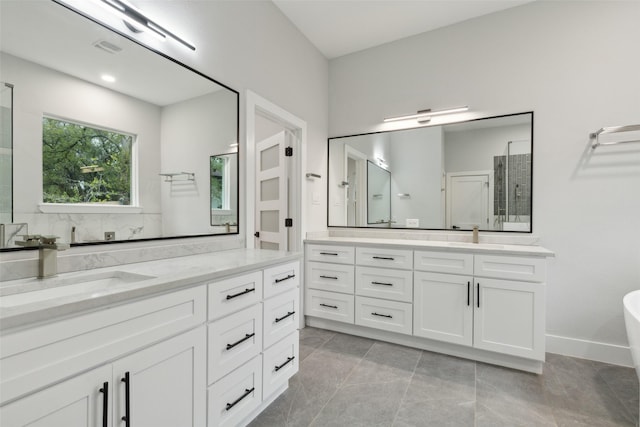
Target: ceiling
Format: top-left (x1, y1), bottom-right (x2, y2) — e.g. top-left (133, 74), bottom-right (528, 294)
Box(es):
top-left (272, 0), bottom-right (535, 59)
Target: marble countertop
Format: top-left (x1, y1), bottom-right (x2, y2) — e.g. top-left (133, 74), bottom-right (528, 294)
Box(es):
top-left (0, 248), bottom-right (301, 331)
top-left (304, 236), bottom-right (555, 257)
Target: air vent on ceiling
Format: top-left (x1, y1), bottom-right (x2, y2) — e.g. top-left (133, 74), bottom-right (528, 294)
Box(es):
top-left (93, 40), bottom-right (123, 54)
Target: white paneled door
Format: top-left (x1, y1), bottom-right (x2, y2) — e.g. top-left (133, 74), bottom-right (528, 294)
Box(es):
top-left (447, 172), bottom-right (490, 230)
top-left (255, 131), bottom-right (288, 251)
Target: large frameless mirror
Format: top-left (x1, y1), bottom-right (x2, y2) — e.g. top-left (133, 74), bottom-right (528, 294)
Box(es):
top-left (328, 112), bottom-right (533, 232)
top-left (0, 0), bottom-right (239, 249)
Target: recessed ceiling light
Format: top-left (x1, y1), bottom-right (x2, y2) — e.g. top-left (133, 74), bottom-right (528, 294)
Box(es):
top-left (101, 74), bottom-right (116, 83)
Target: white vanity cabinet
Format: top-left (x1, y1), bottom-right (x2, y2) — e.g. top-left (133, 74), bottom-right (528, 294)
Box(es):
top-left (206, 260), bottom-right (300, 427)
top-left (0, 287), bottom-right (207, 427)
top-left (305, 240), bottom-right (551, 373)
top-left (1, 253), bottom-right (301, 427)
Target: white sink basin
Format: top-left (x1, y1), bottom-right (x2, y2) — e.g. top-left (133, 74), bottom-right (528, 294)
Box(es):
top-left (0, 271), bottom-right (155, 308)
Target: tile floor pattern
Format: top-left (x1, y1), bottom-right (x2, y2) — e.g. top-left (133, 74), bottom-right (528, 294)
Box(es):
top-left (250, 327), bottom-right (639, 427)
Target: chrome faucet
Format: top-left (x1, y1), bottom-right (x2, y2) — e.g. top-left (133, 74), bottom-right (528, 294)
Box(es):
top-left (16, 235), bottom-right (70, 278)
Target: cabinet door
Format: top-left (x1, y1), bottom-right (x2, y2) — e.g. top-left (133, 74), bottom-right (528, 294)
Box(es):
top-left (113, 326), bottom-right (206, 427)
top-left (413, 272), bottom-right (473, 346)
top-left (0, 365), bottom-right (112, 427)
top-left (473, 278), bottom-right (545, 360)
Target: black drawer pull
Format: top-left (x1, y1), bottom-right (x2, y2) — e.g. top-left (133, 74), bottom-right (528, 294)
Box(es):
top-left (99, 381), bottom-right (108, 427)
top-left (226, 288), bottom-right (255, 300)
top-left (320, 303), bottom-right (338, 309)
top-left (320, 252), bottom-right (338, 256)
top-left (320, 275), bottom-right (338, 280)
top-left (121, 372), bottom-right (130, 427)
top-left (477, 283), bottom-right (480, 308)
top-left (226, 333), bottom-right (255, 350)
top-left (371, 281), bottom-right (393, 286)
top-left (225, 387), bottom-right (255, 411)
top-left (372, 312), bottom-right (393, 318)
top-left (467, 281), bottom-right (470, 306)
top-left (275, 311), bottom-right (295, 323)
top-left (274, 356), bottom-right (295, 372)
top-left (372, 256), bottom-right (394, 260)
top-left (275, 274), bottom-right (295, 283)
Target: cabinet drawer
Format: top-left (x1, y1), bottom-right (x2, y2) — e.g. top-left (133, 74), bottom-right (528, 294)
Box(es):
top-left (356, 247), bottom-right (413, 270)
top-left (306, 261), bottom-right (355, 294)
top-left (355, 266), bottom-right (412, 302)
top-left (474, 255), bottom-right (546, 282)
top-left (414, 250), bottom-right (473, 275)
top-left (264, 261), bottom-right (300, 299)
top-left (305, 289), bottom-right (354, 324)
top-left (208, 271), bottom-right (263, 320)
top-left (355, 296), bottom-right (412, 335)
top-left (1, 285), bottom-right (206, 405)
top-left (263, 330), bottom-right (299, 399)
top-left (263, 288), bottom-right (299, 350)
top-left (208, 304), bottom-right (263, 384)
top-left (306, 244), bottom-right (355, 265)
top-left (208, 355), bottom-right (262, 427)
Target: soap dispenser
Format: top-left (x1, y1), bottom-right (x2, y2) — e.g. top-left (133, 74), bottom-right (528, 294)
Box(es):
top-left (472, 226), bottom-right (479, 244)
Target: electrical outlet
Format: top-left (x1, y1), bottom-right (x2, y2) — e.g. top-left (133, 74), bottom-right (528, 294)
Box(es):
top-left (104, 231), bottom-right (115, 241)
top-left (406, 218), bottom-right (419, 228)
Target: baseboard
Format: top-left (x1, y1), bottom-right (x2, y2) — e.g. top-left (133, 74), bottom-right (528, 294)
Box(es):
top-left (546, 334), bottom-right (633, 367)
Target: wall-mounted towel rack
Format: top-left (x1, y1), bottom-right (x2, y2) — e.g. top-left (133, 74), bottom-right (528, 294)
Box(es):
top-left (159, 172), bottom-right (195, 182)
top-left (590, 124), bottom-right (640, 149)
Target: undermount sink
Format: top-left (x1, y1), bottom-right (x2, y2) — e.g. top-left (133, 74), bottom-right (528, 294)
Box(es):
top-left (445, 242), bottom-right (504, 249)
top-left (0, 271), bottom-right (155, 308)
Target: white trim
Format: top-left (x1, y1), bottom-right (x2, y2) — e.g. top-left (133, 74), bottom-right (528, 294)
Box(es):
top-left (38, 203), bottom-right (143, 214)
top-left (546, 334), bottom-right (633, 367)
top-left (245, 90), bottom-right (307, 253)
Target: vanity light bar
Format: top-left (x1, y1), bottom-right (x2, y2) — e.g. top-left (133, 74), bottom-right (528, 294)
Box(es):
top-left (100, 0), bottom-right (196, 51)
top-left (383, 106), bottom-right (469, 123)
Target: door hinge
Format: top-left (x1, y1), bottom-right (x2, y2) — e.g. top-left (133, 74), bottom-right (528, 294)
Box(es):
top-left (285, 218), bottom-right (293, 227)
top-left (285, 146), bottom-right (293, 157)
top-left (254, 231), bottom-right (260, 238)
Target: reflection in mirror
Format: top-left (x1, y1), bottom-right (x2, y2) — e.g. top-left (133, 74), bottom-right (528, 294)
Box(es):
top-left (329, 112), bottom-right (533, 232)
top-left (367, 161), bottom-right (391, 225)
top-left (210, 153), bottom-right (238, 233)
top-left (0, 1), bottom-right (239, 249)
top-left (0, 83), bottom-right (12, 225)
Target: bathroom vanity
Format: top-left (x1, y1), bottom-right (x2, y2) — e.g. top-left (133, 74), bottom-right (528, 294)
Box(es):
top-left (304, 236), bottom-right (553, 373)
top-left (0, 249), bottom-right (300, 427)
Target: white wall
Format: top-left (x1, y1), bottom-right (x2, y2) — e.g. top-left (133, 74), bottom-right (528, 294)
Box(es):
top-left (389, 126), bottom-right (443, 228)
top-left (160, 90), bottom-right (237, 235)
top-left (328, 1), bottom-right (640, 364)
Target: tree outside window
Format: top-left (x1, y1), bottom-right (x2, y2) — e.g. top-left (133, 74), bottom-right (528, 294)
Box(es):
top-left (42, 117), bottom-right (133, 205)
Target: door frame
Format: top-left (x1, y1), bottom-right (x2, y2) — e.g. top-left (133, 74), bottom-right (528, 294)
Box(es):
top-left (246, 90), bottom-right (306, 252)
top-left (445, 170), bottom-right (494, 230)
top-left (344, 145), bottom-right (367, 226)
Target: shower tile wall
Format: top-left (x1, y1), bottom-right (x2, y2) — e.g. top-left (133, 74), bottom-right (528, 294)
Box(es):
top-left (494, 154), bottom-right (531, 220)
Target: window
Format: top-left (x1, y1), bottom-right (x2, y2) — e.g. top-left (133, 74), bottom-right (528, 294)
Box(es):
top-left (210, 154), bottom-right (230, 210)
top-left (42, 117), bottom-right (134, 205)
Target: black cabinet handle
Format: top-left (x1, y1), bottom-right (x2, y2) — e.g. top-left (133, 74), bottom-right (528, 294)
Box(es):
top-left (275, 274), bottom-right (295, 283)
top-left (371, 281), bottom-right (393, 286)
top-left (319, 275), bottom-right (338, 280)
top-left (225, 387), bottom-right (255, 411)
top-left (121, 372), bottom-right (130, 427)
top-left (372, 312), bottom-right (392, 318)
top-left (226, 333), bottom-right (255, 350)
top-left (226, 288), bottom-right (255, 300)
top-left (275, 311), bottom-right (295, 323)
top-left (477, 283), bottom-right (480, 308)
top-left (320, 252), bottom-right (338, 256)
top-left (467, 281), bottom-right (470, 306)
top-left (99, 381), bottom-right (108, 427)
top-left (274, 356), bottom-right (295, 372)
top-left (320, 303), bottom-right (338, 309)
top-left (373, 256), bottom-right (394, 260)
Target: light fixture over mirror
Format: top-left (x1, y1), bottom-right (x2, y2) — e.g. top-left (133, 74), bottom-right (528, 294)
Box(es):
top-left (0, 0), bottom-right (239, 250)
top-left (329, 112), bottom-right (533, 233)
top-left (383, 106), bottom-right (469, 123)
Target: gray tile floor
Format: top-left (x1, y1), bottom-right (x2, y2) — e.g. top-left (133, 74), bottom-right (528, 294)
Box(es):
top-left (250, 327), bottom-right (639, 427)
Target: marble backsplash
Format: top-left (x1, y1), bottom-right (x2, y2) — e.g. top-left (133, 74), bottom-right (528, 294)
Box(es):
top-left (0, 234), bottom-right (245, 281)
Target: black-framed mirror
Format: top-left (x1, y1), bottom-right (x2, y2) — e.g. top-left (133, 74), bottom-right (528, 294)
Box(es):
top-left (0, 0), bottom-right (239, 249)
top-left (328, 112), bottom-right (533, 232)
